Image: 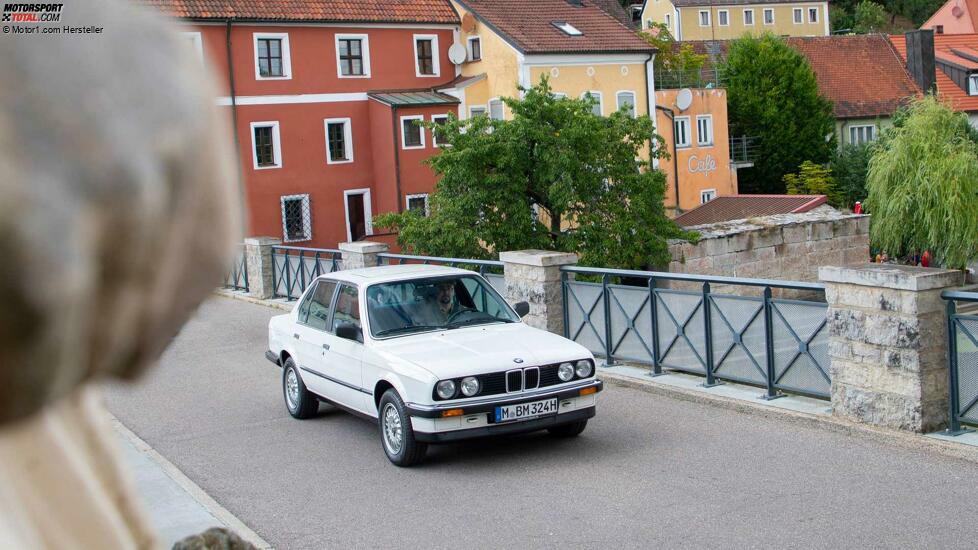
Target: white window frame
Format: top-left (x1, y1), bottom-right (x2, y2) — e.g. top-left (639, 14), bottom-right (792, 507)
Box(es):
top-left (793, 7), bottom-right (803, 23)
top-left (430, 114), bottom-right (450, 147)
top-left (467, 36), bottom-right (482, 61)
top-left (250, 121), bottom-right (281, 170)
top-left (582, 91), bottom-right (603, 116)
top-left (469, 105), bottom-right (487, 118)
top-left (970, 74), bottom-right (978, 95)
top-left (808, 7), bottom-right (819, 23)
top-left (664, 13), bottom-right (671, 28)
top-left (848, 124), bottom-right (876, 145)
top-left (400, 114), bottom-right (426, 149)
top-left (616, 91), bottom-right (637, 117)
top-left (763, 8), bottom-right (774, 25)
top-left (488, 98), bottom-right (505, 120)
top-left (413, 34), bottom-right (441, 78)
top-left (700, 189), bottom-right (716, 204)
top-left (743, 9), bottom-right (754, 26)
top-left (717, 10), bottom-right (729, 26)
top-left (323, 118), bottom-right (353, 165)
top-left (405, 193), bottom-right (430, 216)
top-left (696, 115), bottom-right (714, 146)
top-left (552, 92), bottom-right (568, 99)
top-left (183, 32), bottom-right (204, 63)
top-left (343, 188), bottom-right (373, 243)
top-left (280, 194), bottom-right (311, 243)
top-left (674, 116), bottom-right (691, 148)
top-left (253, 32), bottom-right (291, 81)
top-left (335, 33), bottom-right (371, 79)
top-left (699, 10), bottom-right (711, 26)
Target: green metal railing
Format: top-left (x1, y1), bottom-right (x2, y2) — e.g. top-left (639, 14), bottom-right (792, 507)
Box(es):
top-left (223, 245), bottom-right (248, 292)
top-left (944, 289), bottom-right (978, 434)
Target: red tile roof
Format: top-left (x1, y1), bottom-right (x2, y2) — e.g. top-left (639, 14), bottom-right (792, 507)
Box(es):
top-left (455, 0), bottom-right (654, 54)
top-left (144, 0), bottom-right (460, 23)
top-left (674, 195), bottom-right (827, 227)
top-left (786, 35), bottom-right (922, 119)
top-left (890, 33), bottom-right (978, 113)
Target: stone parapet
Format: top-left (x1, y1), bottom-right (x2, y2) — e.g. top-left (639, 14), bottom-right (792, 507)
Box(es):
top-left (339, 241), bottom-right (389, 269)
top-left (500, 250), bottom-right (578, 334)
top-left (243, 237), bottom-right (280, 299)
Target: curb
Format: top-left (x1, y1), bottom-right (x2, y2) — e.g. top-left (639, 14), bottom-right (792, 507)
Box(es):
top-left (598, 370), bottom-right (978, 465)
top-left (109, 416), bottom-right (274, 550)
top-left (214, 289), bottom-right (292, 312)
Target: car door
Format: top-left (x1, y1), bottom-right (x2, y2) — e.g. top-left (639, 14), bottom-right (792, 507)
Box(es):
top-left (293, 279), bottom-right (337, 399)
top-left (323, 283), bottom-right (370, 414)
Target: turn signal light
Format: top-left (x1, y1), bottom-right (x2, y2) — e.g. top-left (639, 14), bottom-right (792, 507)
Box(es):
top-left (441, 409), bottom-right (464, 417)
top-left (579, 387), bottom-right (598, 396)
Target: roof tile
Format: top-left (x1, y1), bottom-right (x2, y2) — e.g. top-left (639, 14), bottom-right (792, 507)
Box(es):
top-left (890, 33), bottom-right (978, 113)
top-left (143, 0), bottom-right (459, 23)
top-left (675, 195), bottom-right (828, 227)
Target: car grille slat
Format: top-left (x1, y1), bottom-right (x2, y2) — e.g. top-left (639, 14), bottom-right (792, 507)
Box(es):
top-left (433, 362), bottom-right (586, 400)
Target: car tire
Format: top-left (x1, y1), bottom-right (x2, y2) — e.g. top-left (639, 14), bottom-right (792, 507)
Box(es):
top-left (548, 419), bottom-right (588, 437)
top-left (282, 358), bottom-right (318, 419)
top-left (378, 389), bottom-right (427, 467)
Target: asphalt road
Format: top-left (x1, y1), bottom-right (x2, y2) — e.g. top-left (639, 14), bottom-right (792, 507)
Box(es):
top-left (104, 296), bottom-right (978, 549)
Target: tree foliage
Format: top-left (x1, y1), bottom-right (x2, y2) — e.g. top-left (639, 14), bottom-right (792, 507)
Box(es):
top-left (853, 0), bottom-right (888, 32)
top-left (641, 23), bottom-right (709, 86)
top-left (721, 33), bottom-right (836, 194)
top-left (783, 161), bottom-right (844, 207)
top-left (866, 96), bottom-right (978, 269)
top-left (375, 78), bottom-right (694, 270)
top-left (830, 143), bottom-right (873, 208)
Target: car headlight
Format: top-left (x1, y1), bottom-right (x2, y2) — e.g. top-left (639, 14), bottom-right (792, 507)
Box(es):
top-left (557, 362), bottom-right (575, 382)
top-left (575, 359), bottom-right (594, 378)
top-left (460, 376), bottom-right (481, 397)
top-left (436, 380), bottom-right (457, 399)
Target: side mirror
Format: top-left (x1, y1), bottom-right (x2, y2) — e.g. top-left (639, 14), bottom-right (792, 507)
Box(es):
top-left (513, 301), bottom-right (530, 318)
top-left (336, 323), bottom-right (362, 342)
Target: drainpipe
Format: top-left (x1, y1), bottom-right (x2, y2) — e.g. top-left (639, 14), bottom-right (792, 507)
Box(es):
top-left (656, 104), bottom-right (681, 213)
top-left (390, 105), bottom-right (403, 212)
top-left (225, 19), bottom-right (244, 197)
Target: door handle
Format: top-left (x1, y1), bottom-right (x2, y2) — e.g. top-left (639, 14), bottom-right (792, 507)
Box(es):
top-left (293, 333), bottom-right (300, 340)
top-left (322, 343), bottom-right (330, 350)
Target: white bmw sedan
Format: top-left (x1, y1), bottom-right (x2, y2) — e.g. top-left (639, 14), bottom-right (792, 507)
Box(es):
top-left (266, 264), bottom-right (602, 466)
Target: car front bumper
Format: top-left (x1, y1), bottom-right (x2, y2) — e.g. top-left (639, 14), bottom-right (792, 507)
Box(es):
top-left (413, 406), bottom-right (595, 443)
top-left (403, 378), bottom-right (603, 419)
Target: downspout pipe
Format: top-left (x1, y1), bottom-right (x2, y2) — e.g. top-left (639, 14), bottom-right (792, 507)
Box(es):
top-left (225, 19), bottom-right (244, 198)
top-left (655, 104), bottom-right (681, 213)
top-left (390, 105), bottom-right (403, 213)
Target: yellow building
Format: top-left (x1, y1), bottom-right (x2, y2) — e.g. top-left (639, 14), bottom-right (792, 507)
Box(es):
top-left (639, 0), bottom-right (829, 40)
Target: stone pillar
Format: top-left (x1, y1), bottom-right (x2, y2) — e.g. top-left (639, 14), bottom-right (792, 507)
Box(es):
top-left (244, 237), bottom-right (280, 299)
top-left (339, 241), bottom-right (389, 269)
top-left (500, 250), bottom-right (578, 334)
top-left (820, 264), bottom-right (964, 433)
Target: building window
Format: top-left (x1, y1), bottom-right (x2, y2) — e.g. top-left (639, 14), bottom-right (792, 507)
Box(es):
top-left (793, 8), bottom-right (803, 23)
top-left (254, 33), bottom-right (290, 79)
top-left (414, 35), bottom-right (440, 77)
top-left (717, 10), bottom-right (729, 26)
top-left (674, 116), bottom-right (691, 148)
top-left (696, 115), bottom-right (714, 146)
top-left (337, 36), bottom-right (369, 77)
top-left (582, 91), bottom-right (603, 116)
top-left (183, 32), bottom-right (203, 62)
top-left (469, 105), bottom-right (488, 118)
top-left (808, 7), bottom-right (819, 23)
top-left (969, 74), bottom-right (978, 95)
top-left (699, 10), bottom-right (710, 26)
top-left (764, 8), bottom-right (774, 24)
top-left (250, 121), bottom-right (281, 169)
top-left (489, 98), bottom-right (505, 120)
top-left (401, 115), bottom-right (425, 149)
top-left (468, 36), bottom-right (481, 61)
top-left (324, 118), bottom-right (353, 164)
top-left (281, 194), bottom-right (311, 243)
top-left (406, 193), bottom-right (430, 216)
top-left (701, 189), bottom-right (716, 204)
top-left (744, 9), bottom-right (754, 25)
top-left (617, 91), bottom-right (637, 117)
top-left (849, 124), bottom-right (876, 145)
top-left (664, 13), bottom-right (671, 28)
top-left (552, 92), bottom-right (567, 99)
top-left (431, 114), bottom-right (449, 146)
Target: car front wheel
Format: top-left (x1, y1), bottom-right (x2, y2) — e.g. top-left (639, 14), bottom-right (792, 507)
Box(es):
top-left (378, 389), bottom-right (427, 467)
top-left (283, 358), bottom-right (318, 419)
top-left (548, 418), bottom-right (588, 437)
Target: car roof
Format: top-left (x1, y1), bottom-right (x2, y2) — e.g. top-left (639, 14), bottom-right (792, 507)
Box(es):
top-left (316, 264), bottom-right (478, 286)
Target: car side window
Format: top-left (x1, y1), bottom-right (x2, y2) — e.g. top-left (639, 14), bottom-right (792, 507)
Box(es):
top-left (332, 284), bottom-right (361, 332)
top-left (303, 280), bottom-right (337, 331)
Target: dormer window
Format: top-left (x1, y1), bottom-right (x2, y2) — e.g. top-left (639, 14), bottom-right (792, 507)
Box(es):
top-left (552, 21), bottom-right (583, 36)
top-left (970, 74), bottom-right (978, 96)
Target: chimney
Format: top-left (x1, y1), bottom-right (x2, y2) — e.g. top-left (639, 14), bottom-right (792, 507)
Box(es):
top-left (904, 29), bottom-right (936, 94)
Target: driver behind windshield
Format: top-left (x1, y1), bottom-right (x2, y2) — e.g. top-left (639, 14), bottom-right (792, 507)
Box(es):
top-left (423, 281), bottom-right (462, 324)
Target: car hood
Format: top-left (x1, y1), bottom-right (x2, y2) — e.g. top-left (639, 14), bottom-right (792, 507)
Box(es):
top-left (371, 322), bottom-right (592, 378)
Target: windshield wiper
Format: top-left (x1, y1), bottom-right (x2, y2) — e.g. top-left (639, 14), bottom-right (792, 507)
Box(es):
top-left (374, 325), bottom-right (445, 337)
top-left (446, 318), bottom-right (513, 329)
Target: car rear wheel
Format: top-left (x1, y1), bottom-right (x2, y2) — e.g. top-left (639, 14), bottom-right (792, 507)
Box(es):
top-left (379, 389), bottom-right (427, 467)
top-left (283, 358), bottom-right (318, 419)
top-left (548, 419), bottom-right (588, 437)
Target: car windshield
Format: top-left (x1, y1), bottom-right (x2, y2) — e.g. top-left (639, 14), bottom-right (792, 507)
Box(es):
top-left (366, 275), bottom-right (519, 338)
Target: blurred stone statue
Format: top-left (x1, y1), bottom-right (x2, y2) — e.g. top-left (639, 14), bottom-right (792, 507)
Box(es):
top-left (0, 0), bottom-right (246, 547)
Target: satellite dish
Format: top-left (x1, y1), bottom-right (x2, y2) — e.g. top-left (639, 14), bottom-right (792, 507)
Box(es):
top-left (952, 5), bottom-right (964, 17)
top-left (676, 88), bottom-right (693, 111)
top-left (461, 13), bottom-right (477, 33)
top-left (448, 43), bottom-right (467, 65)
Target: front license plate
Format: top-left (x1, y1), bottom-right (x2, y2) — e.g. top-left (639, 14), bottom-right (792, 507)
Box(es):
top-left (494, 398), bottom-right (558, 423)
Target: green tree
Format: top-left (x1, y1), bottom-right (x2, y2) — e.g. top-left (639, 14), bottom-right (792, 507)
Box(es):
top-left (783, 161), bottom-right (844, 206)
top-left (866, 96), bottom-right (978, 268)
top-left (375, 78), bottom-right (694, 270)
top-left (853, 0), bottom-right (887, 32)
top-left (830, 143), bottom-right (873, 208)
top-left (641, 23), bottom-right (709, 87)
top-left (721, 33), bottom-right (836, 194)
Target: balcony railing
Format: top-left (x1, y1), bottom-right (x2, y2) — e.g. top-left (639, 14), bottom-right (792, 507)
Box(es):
top-left (656, 67), bottom-right (726, 90)
top-left (729, 136), bottom-right (759, 164)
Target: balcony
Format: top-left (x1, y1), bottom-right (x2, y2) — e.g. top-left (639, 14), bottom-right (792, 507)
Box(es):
top-left (729, 136), bottom-right (758, 166)
top-left (655, 67), bottom-right (726, 90)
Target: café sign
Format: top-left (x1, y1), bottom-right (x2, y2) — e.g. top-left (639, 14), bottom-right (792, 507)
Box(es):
top-left (688, 154), bottom-right (717, 176)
